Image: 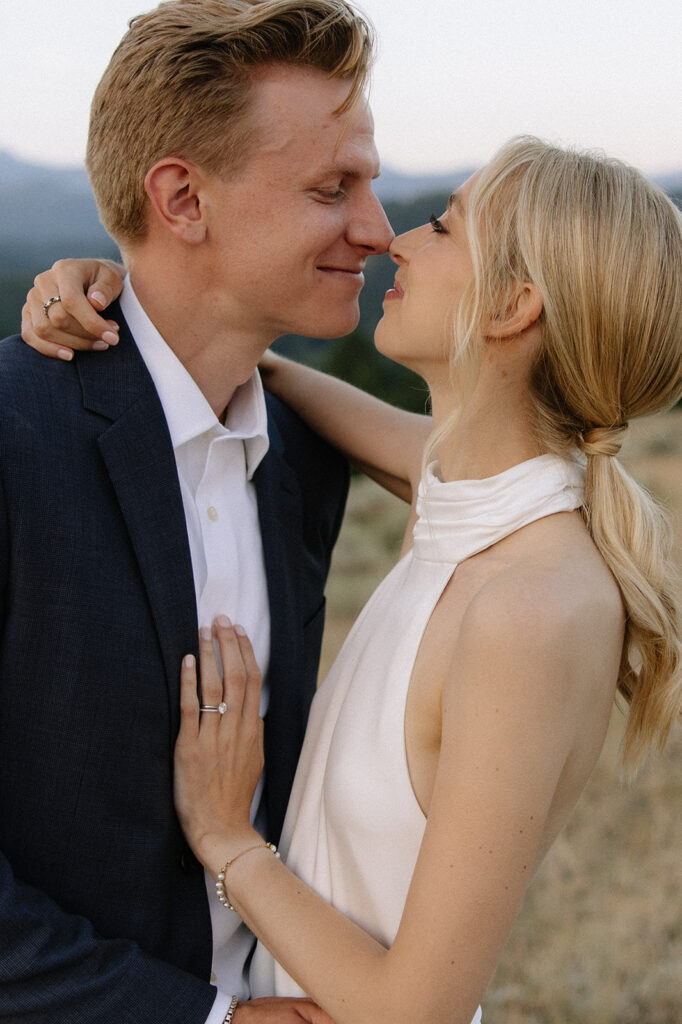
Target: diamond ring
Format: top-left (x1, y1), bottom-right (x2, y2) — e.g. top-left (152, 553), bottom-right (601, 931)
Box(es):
top-left (200, 702), bottom-right (227, 714)
top-left (42, 295), bottom-right (62, 318)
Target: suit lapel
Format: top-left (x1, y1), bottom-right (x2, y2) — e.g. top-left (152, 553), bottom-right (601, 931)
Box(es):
top-left (78, 308), bottom-right (198, 736)
top-left (254, 404), bottom-right (309, 836)
top-left (254, 407), bottom-right (305, 698)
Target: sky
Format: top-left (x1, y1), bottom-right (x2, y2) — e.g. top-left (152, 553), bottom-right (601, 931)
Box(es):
top-left (2, 0), bottom-right (681, 177)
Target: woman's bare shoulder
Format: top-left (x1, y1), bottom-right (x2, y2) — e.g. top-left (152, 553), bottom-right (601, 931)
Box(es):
top-left (455, 513), bottom-right (625, 701)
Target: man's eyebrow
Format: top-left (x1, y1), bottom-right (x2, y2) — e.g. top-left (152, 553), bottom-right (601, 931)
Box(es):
top-left (314, 164), bottom-right (381, 182)
top-left (339, 169), bottom-right (382, 181)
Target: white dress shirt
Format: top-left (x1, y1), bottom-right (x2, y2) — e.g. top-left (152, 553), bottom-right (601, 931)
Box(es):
top-left (120, 280), bottom-right (271, 1023)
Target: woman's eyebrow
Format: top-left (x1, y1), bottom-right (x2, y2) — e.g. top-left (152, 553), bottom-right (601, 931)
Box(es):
top-left (448, 191), bottom-right (465, 216)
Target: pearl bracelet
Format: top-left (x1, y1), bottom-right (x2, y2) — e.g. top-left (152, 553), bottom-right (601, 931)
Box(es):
top-left (216, 841), bottom-right (280, 911)
top-left (222, 995), bottom-right (239, 1023)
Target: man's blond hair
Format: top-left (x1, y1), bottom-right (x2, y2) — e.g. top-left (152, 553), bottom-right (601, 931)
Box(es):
top-left (86, 0), bottom-right (375, 244)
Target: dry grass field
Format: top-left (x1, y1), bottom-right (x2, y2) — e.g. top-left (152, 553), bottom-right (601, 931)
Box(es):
top-left (319, 410), bottom-right (682, 1024)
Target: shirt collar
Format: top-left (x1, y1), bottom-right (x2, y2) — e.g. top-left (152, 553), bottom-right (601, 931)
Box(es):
top-left (119, 277), bottom-right (269, 478)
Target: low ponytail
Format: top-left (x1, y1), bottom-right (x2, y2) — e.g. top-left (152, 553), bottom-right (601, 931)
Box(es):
top-left (581, 448), bottom-right (682, 771)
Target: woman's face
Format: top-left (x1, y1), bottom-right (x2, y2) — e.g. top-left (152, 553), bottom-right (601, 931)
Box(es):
top-left (374, 173), bottom-right (477, 381)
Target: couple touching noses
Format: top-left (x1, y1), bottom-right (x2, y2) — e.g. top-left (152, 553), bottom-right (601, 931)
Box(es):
top-left (11, 1), bottom-right (682, 1023)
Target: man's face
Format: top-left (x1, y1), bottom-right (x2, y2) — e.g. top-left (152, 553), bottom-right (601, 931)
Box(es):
top-left (201, 66), bottom-right (394, 342)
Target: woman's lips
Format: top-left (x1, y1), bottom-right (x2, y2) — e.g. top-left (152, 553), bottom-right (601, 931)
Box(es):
top-left (384, 278), bottom-right (404, 301)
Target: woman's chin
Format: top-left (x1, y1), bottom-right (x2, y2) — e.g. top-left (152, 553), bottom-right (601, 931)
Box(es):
top-left (374, 326), bottom-right (420, 376)
top-left (374, 320), bottom-right (404, 363)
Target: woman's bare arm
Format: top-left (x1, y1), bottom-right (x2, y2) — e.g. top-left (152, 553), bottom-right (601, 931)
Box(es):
top-left (176, 587), bottom-right (601, 1024)
top-left (260, 351), bottom-right (431, 503)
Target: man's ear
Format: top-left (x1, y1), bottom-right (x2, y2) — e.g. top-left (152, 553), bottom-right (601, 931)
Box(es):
top-left (144, 159), bottom-right (207, 244)
top-left (485, 282), bottom-right (543, 339)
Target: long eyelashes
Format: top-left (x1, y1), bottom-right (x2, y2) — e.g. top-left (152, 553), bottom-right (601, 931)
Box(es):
top-left (430, 213), bottom-right (446, 234)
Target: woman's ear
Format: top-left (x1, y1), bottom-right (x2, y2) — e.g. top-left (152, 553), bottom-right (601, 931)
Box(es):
top-left (144, 159), bottom-right (207, 244)
top-left (485, 282), bottom-right (543, 339)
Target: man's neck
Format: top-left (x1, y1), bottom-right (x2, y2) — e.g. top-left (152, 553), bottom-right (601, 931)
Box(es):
top-left (127, 265), bottom-right (272, 417)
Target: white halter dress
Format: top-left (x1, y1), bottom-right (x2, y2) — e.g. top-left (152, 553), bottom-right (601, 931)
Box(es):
top-left (251, 455), bottom-right (586, 1022)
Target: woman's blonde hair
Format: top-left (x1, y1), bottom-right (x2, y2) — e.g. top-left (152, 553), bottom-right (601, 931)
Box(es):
top-left (86, 0), bottom-right (374, 245)
top-left (457, 137), bottom-right (682, 770)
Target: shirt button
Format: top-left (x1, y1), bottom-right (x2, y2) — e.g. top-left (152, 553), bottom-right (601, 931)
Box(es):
top-left (207, 506), bottom-right (219, 521)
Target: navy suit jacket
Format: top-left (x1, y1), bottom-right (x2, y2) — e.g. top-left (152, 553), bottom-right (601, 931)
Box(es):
top-left (0, 309), bottom-right (348, 1022)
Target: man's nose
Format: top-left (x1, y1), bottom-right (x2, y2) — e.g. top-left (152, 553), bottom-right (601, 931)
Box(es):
top-left (347, 189), bottom-right (394, 254)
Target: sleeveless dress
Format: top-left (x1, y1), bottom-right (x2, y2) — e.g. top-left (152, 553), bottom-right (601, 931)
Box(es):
top-left (251, 454), bottom-right (586, 1022)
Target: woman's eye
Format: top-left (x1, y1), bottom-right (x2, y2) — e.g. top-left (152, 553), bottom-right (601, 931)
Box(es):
top-left (430, 214), bottom-right (446, 234)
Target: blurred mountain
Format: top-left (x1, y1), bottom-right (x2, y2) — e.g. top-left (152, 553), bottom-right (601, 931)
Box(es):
top-left (0, 150), bottom-right (88, 189)
top-left (374, 165), bottom-right (475, 200)
top-left (652, 170), bottom-right (682, 193)
top-left (0, 151), bottom-right (118, 268)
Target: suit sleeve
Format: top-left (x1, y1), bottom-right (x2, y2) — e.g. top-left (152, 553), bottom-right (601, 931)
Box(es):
top-left (0, 856), bottom-right (216, 1024)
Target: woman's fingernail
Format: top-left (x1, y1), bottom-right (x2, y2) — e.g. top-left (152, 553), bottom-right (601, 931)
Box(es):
top-left (57, 348), bottom-right (74, 361)
top-left (234, 624), bottom-right (246, 637)
top-left (93, 340), bottom-right (109, 351)
top-left (101, 330), bottom-right (119, 345)
top-left (216, 614), bottom-right (232, 628)
top-left (199, 626), bottom-right (212, 642)
top-left (90, 291), bottom-right (107, 308)
top-left (183, 654), bottom-right (195, 668)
